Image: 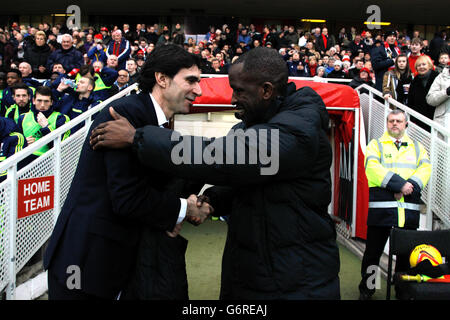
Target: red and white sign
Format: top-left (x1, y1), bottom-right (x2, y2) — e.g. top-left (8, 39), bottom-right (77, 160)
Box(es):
top-left (18, 176), bottom-right (54, 219)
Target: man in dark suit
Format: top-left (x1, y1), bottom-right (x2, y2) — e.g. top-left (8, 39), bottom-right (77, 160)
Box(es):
top-left (371, 30), bottom-right (400, 92)
top-left (43, 44), bottom-right (213, 300)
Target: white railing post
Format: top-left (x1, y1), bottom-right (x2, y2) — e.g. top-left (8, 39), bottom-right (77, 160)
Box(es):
top-left (368, 90), bottom-right (373, 142)
top-left (351, 108), bottom-right (360, 237)
top-left (6, 165), bottom-right (17, 300)
top-left (425, 128), bottom-right (438, 230)
top-left (53, 136), bottom-right (62, 225)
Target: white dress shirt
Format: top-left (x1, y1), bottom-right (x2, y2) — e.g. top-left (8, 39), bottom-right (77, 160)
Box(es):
top-left (150, 93), bottom-right (187, 224)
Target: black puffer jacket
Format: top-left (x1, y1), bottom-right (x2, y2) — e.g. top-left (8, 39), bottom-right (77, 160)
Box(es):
top-left (132, 83), bottom-right (341, 299)
top-left (24, 42), bottom-right (51, 79)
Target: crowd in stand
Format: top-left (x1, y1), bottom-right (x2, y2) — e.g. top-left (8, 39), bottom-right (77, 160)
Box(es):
top-left (0, 21), bottom-right (449, 178)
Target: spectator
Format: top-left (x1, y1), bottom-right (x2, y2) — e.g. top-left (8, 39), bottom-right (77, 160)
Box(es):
top-left (126, 58), bottom-right (139, 85)
top-left (110, 69), bottom-right (130, 94)
top-left (313, 66), bottom-right (327, 82)
top-left (47, 34), bottom-right (84, 75)
top-left (172, 23), bottom-right (185, 46)
top-left (316, 27), bottom-right (335, 55)
top-left (106, 30), bottom-right (131, 70)
top-left (51, 63), bottom-right (66, 75)
top-left (16, 85), bottom-right (70, 165)
top-left (371, 30), bottom-right (400, 92)
top-left (81, 62), bottom-right (118, 101)
top-left (308, 55), bottom-right (318, 77)
top-left (408, 38), bottom-right (428, 75)
top-left (87, 35), bottom-right (107, 63)
top-left (348, 59), bottom-right (364, 79)
top-left (284, 26), bottom-right (299, 47)
top-left (349, 34), bottom-right (367, 57)
top-left (18, 62), bottom-right (40, 89)
top-left (382, 54), bottom-right (413, 105)
top-left (426, 65), bottom-right (450, 132)
top-left (100, 27), bottom-right (112, 46)
top-left (54, 74), bottom-right (100, 133)
top-left (337, 27), bottom-right (351, 49)
top-left (349, 67), bottom-right (374, 90)
top-left (1, 69), bottom-right (32, 114)
top-left (83, 34), bottom-right (94, 55)
top-left (4, 82), bottom-right (32, 123)
top-left (408, 55), bottom-right (440, 132)
top-left (106, 54), bottom-right (119, 70)
top-left (287, 52), bottom-right (309, 77)
top-left (0, 117), bottom-right (26, 183)
top-left (429, 30), bottom-right (446, 64)
top-left (237, 29), bottom-right (251, 47)
top-left (327, 60), bottom-right (347, 79)
top-left (209, 58), bottom-right (226, 74)
top-left (435, 52), bottom-right (449, 73)
top-left (23, 31), bottom-right (51, 79)
top-left (145, 25), bottom-right (158, 45)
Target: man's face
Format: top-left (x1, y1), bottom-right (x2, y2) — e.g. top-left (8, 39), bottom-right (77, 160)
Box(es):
top-left (117, 70), bottom-right (129, 85)
top-left (61, 36), bottom-right (72, 50)
top-left (229, 63), bottom-right (267, 126)
top-left (113, 32), bottom-right (122, 42)
top-left (410, 42), bottom-right (422, 54)
top-left (52, 64), bottom-right (65, 73)
top-left (76, 77), bottom-right (93, 94)
top-left (387, 113), bottom-right (407, 139)
top-left (439, 54), bottom-right (449, 65)
top-left (19, 63), bottom-right (32, 77)
top-left (322, 28), bottom-right (328, 35)
top-left (107, 56), bottom-right (118, 68)
top-left (13, 89), bottom-right (30, 108)
top-left (92, 61), bottom-right (103, 71)
top-left (6, 72), bottom-right (20, 86)
top-left (212, 60), bottom-right (220, 69)
top-left (163, 65), bottom-right (202, 115)
top-left (33, 93), bottom-right (52, 112)
top-left (386, 35), bottom-right (396, 45)
top-left (356, 61), bottom-right (364, 69)
top-left (126, 60), bottom-right (137, 73)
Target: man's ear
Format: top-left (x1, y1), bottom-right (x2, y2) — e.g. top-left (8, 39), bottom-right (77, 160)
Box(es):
top-left (155, 72), bottom-right (168, 89)
top-left (261, 82), bottom-right (275, 100)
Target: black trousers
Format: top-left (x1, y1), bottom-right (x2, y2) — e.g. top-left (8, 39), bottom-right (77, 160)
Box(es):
top-left (359, 225), bottom-right (412, 293)
top-left (47, 268), bottom-right (108, 300)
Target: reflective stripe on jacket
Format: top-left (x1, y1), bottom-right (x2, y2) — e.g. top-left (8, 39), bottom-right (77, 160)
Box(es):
top-left (365, 131), bottom-right (431, 228)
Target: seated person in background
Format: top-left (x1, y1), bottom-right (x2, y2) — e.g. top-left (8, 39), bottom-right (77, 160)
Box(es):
top-left (87, 36), bottom-right (107, 64)
top-left (16, 86), bottom-right (70, 166)
top-left (125, 58), bottom-right (139, 85)
top-left (209, 58), bottom-right (226, 74)
top-left (54, 74), bottom-right (100, 134)
top-left (46, 34), bottom-right (84, 76)
top-left (348, 59), bottom-right (365, 79)
top-left (0, 117), bottom-right (26, 182)
top-left (382, 54), bottom-right (413, 105)
top-left (435, 52), bottom-right (449, 73)
top-left (78, 62), bottom-right (118, 101)
top-left (287, 52), bottom-right (309, 77)
top-left (327, 60), bottom-right (347, 79)
top-left (18, 62), bottom-right (41, 91)
top-left (349, 67), bottom-right (375, 92)
top-left (106, 54), bottom-right (119, 70)
top-left (1, 69), bottom-right (34, 116)
top-left (5, 83), bottom-right (32, 123)
top-left (110, 69), bottom-right (130, 95)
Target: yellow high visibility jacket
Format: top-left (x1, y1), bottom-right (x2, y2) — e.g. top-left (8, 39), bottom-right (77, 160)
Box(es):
top-left (365, 131), bottom-right (431, 228)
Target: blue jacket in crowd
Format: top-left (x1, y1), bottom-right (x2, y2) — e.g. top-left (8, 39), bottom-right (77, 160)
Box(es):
top-left (47, 47), bottom-right (84, 74)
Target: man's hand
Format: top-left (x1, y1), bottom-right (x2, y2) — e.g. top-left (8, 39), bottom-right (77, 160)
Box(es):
top-left (401, 182), bottom-right (414, 196)
top-left (26, 136), bottom-right (36, 144)
top-left (186, 194), bottom-right (214, 226)
top-left (57, 81), bottom-right (70, 92)
top-left (37, 112), bottom-right (49, 128)
top-left (90, 107), bottom-right (136, 150)
top-left (166, 222), bottom-right (183, 238)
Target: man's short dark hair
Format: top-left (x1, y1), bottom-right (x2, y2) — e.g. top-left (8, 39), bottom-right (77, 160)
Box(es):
top-left (232, 47), bottom-right (289, 96)
top-left (11, 82), bottom-right (29, 95)
top-left (138, 44), bottom-right (201, 93)
top-left (35, 85), bottom-right (53, 98)
top-left (7, 68), bottom-right (22, 79)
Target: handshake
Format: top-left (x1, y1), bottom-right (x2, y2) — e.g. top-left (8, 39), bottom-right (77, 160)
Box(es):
top-left (166, 194), bottom-right (214, 238)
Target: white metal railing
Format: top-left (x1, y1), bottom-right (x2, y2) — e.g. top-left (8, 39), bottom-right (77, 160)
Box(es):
top-left (356, 84), bottom-right (450, 232)
top-left (0, 83), bottom-right (138, 299)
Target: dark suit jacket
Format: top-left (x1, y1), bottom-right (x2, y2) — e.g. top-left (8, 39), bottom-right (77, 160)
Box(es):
top-left (371, 45), bottom-right (397, 91)
top-left (43, 92), bottom-right (185, 299)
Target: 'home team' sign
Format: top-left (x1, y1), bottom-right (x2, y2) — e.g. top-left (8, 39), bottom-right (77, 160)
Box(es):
top-left (17, 176), bottom-right (54, 219)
